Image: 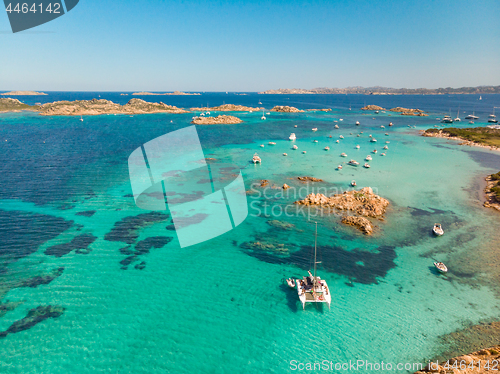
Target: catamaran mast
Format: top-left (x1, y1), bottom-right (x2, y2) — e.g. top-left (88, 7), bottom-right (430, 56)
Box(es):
top-left (313, 222), bottom-right (318, 294)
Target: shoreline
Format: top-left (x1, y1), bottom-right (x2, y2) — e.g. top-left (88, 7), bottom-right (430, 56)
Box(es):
top-left (422, 130), bottom-right (500, 153)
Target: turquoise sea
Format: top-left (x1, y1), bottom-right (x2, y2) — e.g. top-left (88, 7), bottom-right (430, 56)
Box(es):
top-left (1, 93), bottom-right (500, 373)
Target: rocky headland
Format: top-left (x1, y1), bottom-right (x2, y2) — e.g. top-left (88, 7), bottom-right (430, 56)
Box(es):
top-left (190, 104), bottom-right (262, 112)
top-left (132, 91), bottom-right (200, 95)
top-left (294, 187), bottom-right (389, 234)
top-left (1, 91), bottom-right (47, 96)
top-left (297, 176), bottom-right (323, 182)
top-left (38, 98), bottom-right (188, 116)
top-left (271, 105), bottom-right (304, 113)
top-left (0, 98), bottom-right (37, 113)
top-left (306, 108), bottom-right (332, 112)
top-left (415, 346), bottom-right (500, 374)
top-left (423, 128), bottom-right (500, 152)
top-left (191, 115), bottom-right (243, 125)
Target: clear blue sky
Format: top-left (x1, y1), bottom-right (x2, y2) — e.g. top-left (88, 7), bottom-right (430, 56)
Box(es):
top-left (1, 0), bottom-right (499, 91)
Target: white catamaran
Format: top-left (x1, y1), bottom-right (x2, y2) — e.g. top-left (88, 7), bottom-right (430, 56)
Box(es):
top-left (296, 223), bottom-right (331, 310)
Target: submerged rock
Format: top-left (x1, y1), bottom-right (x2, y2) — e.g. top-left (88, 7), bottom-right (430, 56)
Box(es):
top-left (297, 176), bottom-right (323, 182)
top-left (0, 305), bottom-right (65, 339)
top-left (341, 216), bottom-right (373, 235)
top-left (267, 220), bottom-right (295, 230)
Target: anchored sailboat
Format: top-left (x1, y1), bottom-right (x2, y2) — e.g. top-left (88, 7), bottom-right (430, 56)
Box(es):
top-left (296, 223), bottom-right (331, 310)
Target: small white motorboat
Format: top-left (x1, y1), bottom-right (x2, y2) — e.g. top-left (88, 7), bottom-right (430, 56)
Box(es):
top-left (339, 135), bottom-right (344, 139)
top-left (313, 140), bottom-right (318, 143)
top-left (365, 155), bottom-right (372, 161)
top-left (348, 159), bottom-right (359, 166)
top-left (269, 142), bottom-right (276, 145)
top-left (357, 134), bottom-right (360, 137)
top-left (381, 153), bottom-right (386, 156)
top-left (286, 278), bottom-right (296, 288)
top-left (334, 125), bottom-right (339, 129)
top-left (340, 152), bottom-right (347, 157)
top-left (292, 145), bottom-right (298, 150)
top-left (373, 149), bottom-right (378, 154)
top-left (355, 121), bottom-right (360, 125)
top-left (283, 153), bottom-right (288, 156)
top-left (339, 118), bottom-right (343, 121)
top-left (312, 128), bottom-right (318, 131)
top-left (383, 145), bottom-right (388, 150)
top-left (324, 146), bottom-right (330, 151)
top-left (385, 141), bottom-right (390, 144)
top-left (337, 165), bottom-right (343, 170)
top-left (364, 163), bottom-right (370, 168)
top-left (260, 144), bottom-right (265, 148)
top-left (289, 133), bottom-right (296, 141)
top-left (369, 134), bottom-right (372, 137)
top-left (294, 125), bottom-right (298, 128)
top-left (433, 223), bottom-right (444, 236)
top-left (380, 125), bottom-right (385, 128)
top-left (252, 153), bottom-right (262, 163)
top-left (302, 151), bottom-right (307, 154)
top-left (389, 122), bottom-right (393, 126)
top-left (355, 145), bottom-right (360, 149)
top-left (336, 140), bottom-right (340, 143)
top-left (351, 180), bottom-right (356, 186)
top-left (385, 133), bottom-right (389, 136)
top-left (434, 262), bottom-right (448, 273)
top-left (370, 138), bottom-right (377, 142)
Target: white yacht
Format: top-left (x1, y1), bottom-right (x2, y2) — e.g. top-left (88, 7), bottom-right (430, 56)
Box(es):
top-left (312, 128), bottom-right (318, 131)
top-left (433, 223), bottom-right (444, 236)
top-left (339, 135), bottom-right (344, 139)
top-left (324, 146), bottom-right (330, 151)
top-left (293, 145), bottom-right (298, 150)
top-left (295, 223), bottom-right (331, 310)
top-left (252, 153), bottom-right (262, 164)
top-left (355, 145), bottom-right (360, 149)
top-left (364, 163), bottom-right (370, 168)
top-left (347, 159), bottom-right (359, 166)
top-left (337, 165), bottom-right (342, 170)
top-left (365, 155), bottom-right (372, 161)
top-left (261, 111), bottom-right (266, 120)
top-left (340, 152), bottom-right (347, 157)
top-left (268, 142), bottom-right (276, 145)
top-left (434, 262), bottom-right (448, 273)
top-left (465, 113), bottom-right (479, 120)
top-left (355, 121), bottom-right (360, 125)
top-left (383, 145), bottom-right (388, 150)
top-left (334, 125), bottom-right (339, 129)
top-left (289, 133), bottom-right (296, 141)
top-left (370, 138), bottom-right (377, 142)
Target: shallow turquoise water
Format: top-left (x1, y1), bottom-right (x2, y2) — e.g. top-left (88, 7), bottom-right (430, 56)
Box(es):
top-left (1, 94), bottom-right (500, 373)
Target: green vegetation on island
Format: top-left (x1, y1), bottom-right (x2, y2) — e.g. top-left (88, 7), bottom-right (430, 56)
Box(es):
top-left (490, 171), bottom-right (500, 200)
top-left (424, 127), bottom-right (500, 148)
top-left (0, 98), bottom-right (37, 113)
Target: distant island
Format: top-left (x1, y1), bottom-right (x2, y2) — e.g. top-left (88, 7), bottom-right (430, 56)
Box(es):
top-left (259, 85), bottom-right (500, 95)
top-left (361, 105), bottom-right (428, 116)
top-left (1, 91), bottom-right (47, 96)
top-left (132, 91), bottom-right (200, 96)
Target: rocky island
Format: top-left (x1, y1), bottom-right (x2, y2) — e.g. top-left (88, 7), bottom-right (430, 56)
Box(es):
top-left (361, 105), bottom-right (427, 115)
top-left (271, 105), bottom-right (304, 113)
top-left (1, 91), bottom-right (47, 96)
top-left (191, 115), bottom-right (243, 125)
top-left (361, 105), bottom-right (386, 111)
top-left (132, 91), bottom-right (200, 96)
top-left (38, 98), bottom-right (188, 116)
top-left (190, 104), bottom-right (262, 112)
top-left (294, 187), bottom-right (389, 234)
